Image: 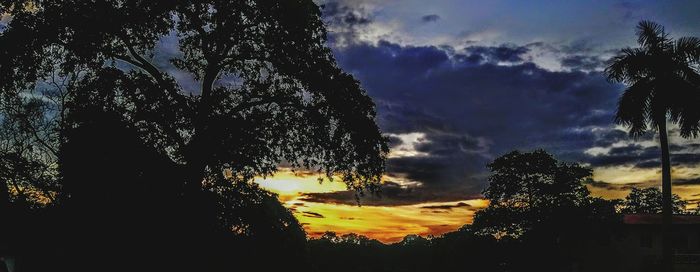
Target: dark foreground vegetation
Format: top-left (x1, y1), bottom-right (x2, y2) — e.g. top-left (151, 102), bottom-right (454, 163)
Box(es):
top-left (1, 0), bottom-right (699, 271)
top-left (0, 1), bottom-right (386, 271)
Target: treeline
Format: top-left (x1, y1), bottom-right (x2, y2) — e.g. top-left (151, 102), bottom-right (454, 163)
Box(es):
top-left (307, 230), bottom-right (500, 272)
top-left (305, 150), bottom-right (699, 272)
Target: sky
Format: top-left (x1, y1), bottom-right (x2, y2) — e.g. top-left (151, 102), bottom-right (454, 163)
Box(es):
top-left (254, 0), bottom-right (700, 243)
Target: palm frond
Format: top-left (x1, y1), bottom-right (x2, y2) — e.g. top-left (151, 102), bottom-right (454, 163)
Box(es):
top-left (666, 77), bottom-right (700, 138)
top-left (608, 21), bottom-right (700, 139)
top-left (615, 79), bottom-right (653, 137)
top-left (605, 47), bottom-right (651, 83)
top-left (675, 36), bottom-right (700, 63)
top-left (636, 20), bottom-right (671, 50)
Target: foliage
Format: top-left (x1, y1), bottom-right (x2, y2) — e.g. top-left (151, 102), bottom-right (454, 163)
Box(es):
top-left (472, 149), bottom-right (595, 238)
top-left (606, 21), bottom-right (700, 137)
top-left (0, 1), bottom-right (386, 271)
top-left (307, 229), bottom-right (499, 272)
top-left (471, 150), bottom-right (622, 271)
top-left (0, 89), bottom-right (64, 206)
top-left (606, 21), bottom-right (700, 271)
top-left (621, 187), bottom-right (687, 214)
top-left (0, 0), bottom-right (388, 201)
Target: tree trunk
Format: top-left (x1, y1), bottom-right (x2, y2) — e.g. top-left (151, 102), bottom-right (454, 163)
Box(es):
top-left (0, 179), bottom-right (9, 249)
top-left (183, 65), bottom-right (216, 196)
top-left (658, 120), bottom-right (674, 272)
top-left (0, 180), bottom-right (8, 213)
top-left (184, 161), bottom-right (205, 195)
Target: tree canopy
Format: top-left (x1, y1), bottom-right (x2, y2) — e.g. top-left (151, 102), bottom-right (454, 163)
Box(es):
top-left (0, 0), bottom-right (388, 203)
top-left (0, 1), bottom-right (387, 271)
top-left (472, 150), bottom-right (598, 238)
top-left (606, 21), bottom-right (700, 137)
top-left (621, 187), bottom-right (687, 214)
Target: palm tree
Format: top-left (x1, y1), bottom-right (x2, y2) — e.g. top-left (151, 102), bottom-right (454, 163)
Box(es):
top-left (606, 21), bottom-right (700, 271)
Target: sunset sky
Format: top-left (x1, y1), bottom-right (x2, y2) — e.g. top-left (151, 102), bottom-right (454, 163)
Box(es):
top-left (251, 0), bottom-right (700, 243)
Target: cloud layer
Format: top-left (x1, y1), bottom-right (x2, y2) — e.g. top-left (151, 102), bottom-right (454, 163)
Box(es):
top-left (307, 0), bottom-right (700, 207)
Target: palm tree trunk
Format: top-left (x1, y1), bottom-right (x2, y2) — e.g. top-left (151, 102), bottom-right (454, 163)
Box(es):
top-left (658, 120), bottom-right (674, 272)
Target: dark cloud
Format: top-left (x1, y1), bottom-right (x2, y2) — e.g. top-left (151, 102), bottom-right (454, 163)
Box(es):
top-left (674, 178), bottom-right (700, 186)
top-left (386, 135), bottom-right (404, 149)
top-left (324, 39), bottom-right (631, 205)
top-left (421, 14), bottom-right (440, 23)
top-left (561, 55), bottom-right (606, 71)
top-left (322, 1), bottom-right (372, 26)
top-left (463, 44), bottom-right (530, 63)
top-left (560, 39), bottom-right (600, 54)
top-left (413, 132), bottom-right (488, 156)
top-left (582, 140), bottom-right (700, 169)
top-left (586, 144), bottom-right (659, 168)
top-left (420, 202), bottom-right (471, 210)
top-left (670, 153), bottom-right (700, 166)
top-left (300, 181), bottom-right (483, 206)
top-left (593, 129), bottom-right (632, 146)
top-left (634, 160), bottom-right (661, 169)
top-left (583, 179), bottom-right (616, 189)
top-left (335, 40), bottom-right (620, 147)
top-left (302, 211), bottom-right (325, 218)
top-left (583, 179), bottom-right (647, 190)
top-left (321, 1), bottom-right (373, 46)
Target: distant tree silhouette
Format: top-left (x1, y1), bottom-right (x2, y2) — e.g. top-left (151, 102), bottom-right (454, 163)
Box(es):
top-left (621, 187), bottom-right (686, 214)
top-left (399, 234), bottom-right (430, 246)
top-left (473, 150), bottom-right (593, 238)
top-left (472, 150), bottom-right (620, 272)
top-left (605, 20), bottom-right (700, 271)
top-left (307, 229), bottom-right (501, 272)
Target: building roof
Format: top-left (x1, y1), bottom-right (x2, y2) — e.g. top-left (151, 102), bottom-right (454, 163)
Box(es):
top-left (623, 214), bottom-right (700, 225)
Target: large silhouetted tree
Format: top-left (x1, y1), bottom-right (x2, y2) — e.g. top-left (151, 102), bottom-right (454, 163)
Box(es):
top-left (605, 21), bottom-right (700, 271)
top-left (0, 1), bottom-right (387, 271)
top-left (0, 0), bottom-right (387, 199)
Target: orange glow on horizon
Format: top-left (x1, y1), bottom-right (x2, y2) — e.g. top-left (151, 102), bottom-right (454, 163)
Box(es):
top-left (256, 166), bottom-right (700, 243)
top-left (254, 170), bottom-right (488, 243)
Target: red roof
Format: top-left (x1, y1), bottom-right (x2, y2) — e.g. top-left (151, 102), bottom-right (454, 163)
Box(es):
top-left (623, 214), bottom-right (700, 225)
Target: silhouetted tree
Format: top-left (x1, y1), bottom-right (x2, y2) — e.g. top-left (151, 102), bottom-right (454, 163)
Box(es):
top-left (0, 1), bottom-right (387, 198)
top-left (399, 234), bottom-right (430, 246)
top-left (473, 150), bottom-right (592, 238)
top-left (0, 1), bottom-right (387, 271)
top-left (605, 20), bottom-right (700, 271)
top-left (621, 187), bottom-right (686, 214)
top-left (0, 94), bottom-right (62, 207)
top-left (307, 228), bottom-right (501, 272)
top-left (308, 232), bottom-right (388, 272)
top-left (472, 150), bottom-right (620, 272)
